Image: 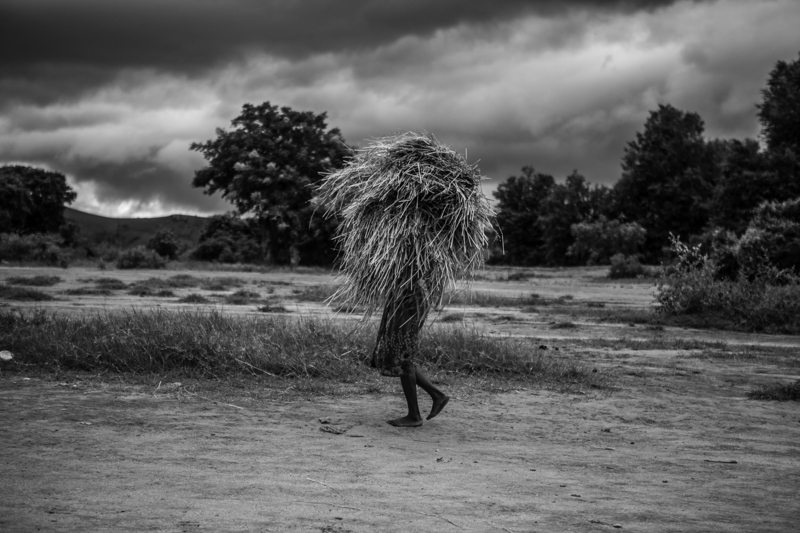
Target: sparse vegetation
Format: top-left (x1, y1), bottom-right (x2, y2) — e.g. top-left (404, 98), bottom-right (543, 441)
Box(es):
top-left (0, 285), bottom-right (56, 301)
top-left (655, 236), bottom-right (800, 333)
top-left (224, 289), bottom-right (261, 305)
top-left (0, 310), bottom-right (602, 389)
top-left (748, 380), bottom-right (800, 401)
top-left (5, 275), bottom-right (61, 286)
top-left (89, 278), bottom-right (128, 290)
top-left (63, 287), bottom-right (114, 296)
top-left (0, 233), bottom-right (71, 267)
top-left (608, 253), bottom-right (648, 279)
top-left (116, 246), bottom-right (167, 269)
top-left (178, 294), bottom-right (212, 304)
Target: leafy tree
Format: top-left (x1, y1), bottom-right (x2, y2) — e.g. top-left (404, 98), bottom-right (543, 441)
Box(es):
top-left (147, 229), bottom-right (180, 260)
top-left (738, 198), bottom-right (800, 277)
top-left (191, 102), bottom-right (351, 265)
top-left (191, 213), bottom-right (262, 263)
top-left (569, 216), bottom-right (647, 265)
top-left (538, 171), bottom-right (608, 265)
top-left (758, 51), bottom-right (800, 154)
top-left (614, 104), bottom-right (720, 260)
top-left (492, 166), bottom-right (554, 265)
top-left (707, 139), bottom-right (789, 234)
top-left (0, 165), bottom-right (77, 234)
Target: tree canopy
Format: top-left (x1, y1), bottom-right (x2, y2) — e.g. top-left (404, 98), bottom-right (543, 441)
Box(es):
top-left (492, 166), bottom-right (555, 265)
top-left (758, 51), bottom-right (800, 155)
top-left (191, 102), bottom-right (351, 264)
top-left (614, 104), bottom-right (720, 259)
top-left (0, 165), bottom-right (76, 235)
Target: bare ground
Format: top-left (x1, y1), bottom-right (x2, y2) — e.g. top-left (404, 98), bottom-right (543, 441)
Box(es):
top-left (1, 265), bottom-right (800, 532)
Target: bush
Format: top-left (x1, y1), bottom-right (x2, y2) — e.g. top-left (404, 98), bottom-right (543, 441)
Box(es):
top-left (0, 233), bottom-right (71, 266)
top-left (0, 285), bottom-right (56, 301)
top-left (654, 235), bottom-right (800, 333)
top-left (570, 217), bottom-right (647, 265)
top-left (6, 275), bottom-right (61, 286)
top-left (190, 213), bottom-right (265, 263)
top-left (147, 229), bottom-right (180, 260)
top-left (737, 198), bottom-right (800, 277)
top-left (116, 246), bottom-right (167, 269)
top-left (608, 254), bottom-right (646, 279)
top-left (748, 380), bottom-right (800, 401)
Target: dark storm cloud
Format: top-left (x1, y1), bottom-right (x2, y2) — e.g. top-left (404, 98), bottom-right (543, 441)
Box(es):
top-left (1, 0), bottom-right (690, 70)
top-left (1, 0), bottom-right (797, 217)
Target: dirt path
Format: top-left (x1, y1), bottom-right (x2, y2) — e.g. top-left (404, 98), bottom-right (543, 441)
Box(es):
top-left (2, 346), bottom-right (799, 533)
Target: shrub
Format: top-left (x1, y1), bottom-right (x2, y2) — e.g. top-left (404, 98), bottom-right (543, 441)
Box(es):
top-left (0, 233), bottom-right (71, 266)
top-left (6, 275), bottom-right (61, 286)
top-left (608, 254), bottom-right (646, 279)
top-left (738, 199), bottom-right (800, 275)
top-left (147, 229), bottom-right (180, 260)
top-left (654, 235), bottom-right (800, 333)
top-left (0, 285), bottom-right (56, 301)
top-left (570, 217), bottom-right (647, 265)
top-left (178, 294), bottom-right (211, 304)
top-left (116, 246), bottom-right (167, 269)
top-left (224, 289), bottom-right (261, 305)
top-left (748, 380), bottom-right (800, 401)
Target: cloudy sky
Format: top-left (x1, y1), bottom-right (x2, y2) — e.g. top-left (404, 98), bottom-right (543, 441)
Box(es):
top-left (1, 0), bottom-right (798, 218)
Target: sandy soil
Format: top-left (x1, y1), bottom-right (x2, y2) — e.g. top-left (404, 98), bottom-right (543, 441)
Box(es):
top-left (2, 266), bottom-right (800, 532)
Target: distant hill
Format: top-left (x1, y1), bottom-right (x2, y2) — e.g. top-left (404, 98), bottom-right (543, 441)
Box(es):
top-left (64, 207), bottom-right (208, 249)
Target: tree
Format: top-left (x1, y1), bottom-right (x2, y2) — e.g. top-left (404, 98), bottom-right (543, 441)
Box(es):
top-left (147, 229), bottom-right (180, 260)
top-left (708, 139), bottom-right (785, 234)
top-left (492, 166), bottom-right (555, 265)
top-left (191, 102), bottom-right (351, 265)
top-left (0, 165), bottom-right (77, 234)
top-left (569, 216), bottom-right (647, 265)
top-left (614, 104), bottom-right (720, 260)
top-left (538, 171), bottom-right (608, 265)
top-left (758, 51), bottom-right (800, 154)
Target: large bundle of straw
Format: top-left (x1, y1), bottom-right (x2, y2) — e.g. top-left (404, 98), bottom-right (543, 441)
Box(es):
top-left (317, 132), bottom-right (494, 316)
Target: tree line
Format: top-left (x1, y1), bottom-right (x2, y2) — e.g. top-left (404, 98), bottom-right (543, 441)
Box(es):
top-left (2, 52), bottom-right (798, 273)
top-left (495, 52), bottom-right (800, 270)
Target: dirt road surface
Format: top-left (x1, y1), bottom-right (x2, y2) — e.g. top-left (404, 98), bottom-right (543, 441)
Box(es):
top-left (3, 348), bottom-right (799, 532)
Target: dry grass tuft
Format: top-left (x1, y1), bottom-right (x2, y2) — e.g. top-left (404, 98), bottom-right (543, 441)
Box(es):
top-left (5, 275), bottom-right (62, 287)
top-left (0, 285), bottom-right (56, 301)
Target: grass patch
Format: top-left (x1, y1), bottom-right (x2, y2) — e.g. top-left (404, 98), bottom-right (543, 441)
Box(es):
top-left (291, 284), bottom-right (340, 302)
top-left (258, 304), bottom-right (289, 313)
top-left (178, 294), bottom-right (212, 304)
top-left (224, 289), bottom-right (261, 305)
top-left (442, 290), bottom-right (536, 307)
top-left (0, 285), bottom-right (56, 301)
top-left (90, 278), bottom-right (129, 290)
top-left (0, 309), bottom-right (604, 391)
top-left (129, 287), bottom-right (175, 297)
top-left (748, 380), bottom-right (800, 401)
top-left (5, 275), bottom-right (61, 287)
top-left (166, 274), bottom-right (203, 288)
top-left (200, 276), bottom-right (247, 291)
top-left (63, 287), bottom-right (114, 296)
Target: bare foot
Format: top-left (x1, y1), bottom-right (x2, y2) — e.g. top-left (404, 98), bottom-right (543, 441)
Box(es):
top-left (427, 395), bottom-right (450, 420)
top-left (387, 415), bottom-right (423, 427)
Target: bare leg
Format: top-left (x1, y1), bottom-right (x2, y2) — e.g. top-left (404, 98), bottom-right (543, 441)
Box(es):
top-left (387, 372), bottom-right (423, 427)
top-left (415, 368), bottom-right (450, 420)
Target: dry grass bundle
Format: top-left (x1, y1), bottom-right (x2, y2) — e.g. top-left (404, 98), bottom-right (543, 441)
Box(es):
top-left (317, 132), bottom-right (494, 315)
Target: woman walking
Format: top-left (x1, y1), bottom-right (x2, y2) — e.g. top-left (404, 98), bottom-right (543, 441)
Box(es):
top-left (317, 132), bottom-right (494, 427)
